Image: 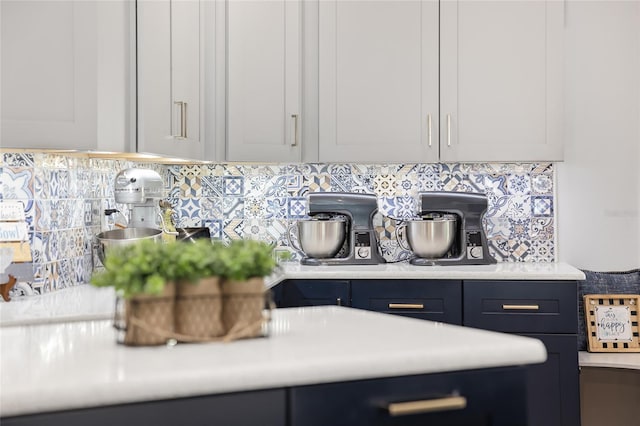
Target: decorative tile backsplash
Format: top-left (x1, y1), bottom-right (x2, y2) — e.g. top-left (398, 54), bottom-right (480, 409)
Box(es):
top-left (1, 152), bottom-right (555, 298)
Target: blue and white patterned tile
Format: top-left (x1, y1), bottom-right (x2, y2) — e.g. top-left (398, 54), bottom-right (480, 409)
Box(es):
top-left (177, 198), bottom-right (201, 220)
top-left (245, 175), bottom-right (268, 197)
top-left (223, 176), bottom-right (244, 196)
top-left (440, 171), bottom-right (465, 192)
top-left (199, 197), bottom-right (224, 220)
top-left (483, 174), bottom-right (509, 199)
top-left (507, 173), bottom-right (531, 195)
top-left (508, 240), bottom-right (533, 262)
top-left (330, 173), bottom-right (353, 192)
top-left (83, 201), bottom-right (93, 226)
top-left (328, 164), bottom-right (352, 175)
top-left (287, 197), bottom-right (307, 219)
top-left (530, 217), bottom-right (554, 240)
top-left (1, 168), bottom-right (33, 199)
top-left (485, 195), bottom-right (512, 218)
top-left (76, 168), bottom-right (92, 198)
top-left (531, 173), bottom-right (553, 195)
top-left (57, 229), bottom-right (73, 259)
top-left (244, 197), bottom-right (267, 219)
top-left (176, 217), bottom-right (202, 228)
top-left (243, 219), bottom-right (272, 242)
top-left (416, 173), bottom-right (441, 192)
top-left (222, 218), bottom-right (244, 241)
top-left (45, 231), bottom-right (59, 263)
top-left (488, 238), bottom-right (510, 262)
top-left (531, 163), bottom-right (553, 174)
top-left (265, 197), bottom-right (288, 219)
top-left (57, 170), bottom-right (71, 198)
top-left (531, 196), bottom-right (553, 217)
top-left (484, 217), bottom-right (511, 239)
top-left (263, 175), bottom-right (288, 197)
top-left (506, 195), bottom-right (532, 219)
top-left (529, 240), bottom-right (555, 262)
top-left (35, 200), bottom-right (51, 231)
top-left (395, 174), bottom-right (419, 197)
top-left (351, 164), bottom-right (379, 175)
top-left (509, 218), bottom-right (531, 240)
top-left (4, 152), bottom-right (34, 167)
top-left (33, 168), bottom-right (49, 199)
top-left (351, 175), bottom-right (375, 193)
top-left (203, 218), bottom-right (224, 240)
top-left (379, 196), bottom-right (417, 220)
top-left (286, 175), bottom-right (305, 196)
top-left (30, 232), bottom-right (47, 264)
top-left (223, 197), bottom-right (244, 219)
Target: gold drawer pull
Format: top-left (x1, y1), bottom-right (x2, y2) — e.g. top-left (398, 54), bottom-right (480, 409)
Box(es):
top-left (502, 304), bottom-right (540, 311)
top-left (388, 395), bottom-right (467, 416)
top-left (388, 303), bottom-right (424, 309)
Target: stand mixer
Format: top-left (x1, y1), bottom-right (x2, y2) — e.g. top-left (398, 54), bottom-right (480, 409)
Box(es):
top-left (113, 168), bottom-right (165, 229)
top-left (292, 192), bottom-right (386, 265)
top-left (405, 192), bottom-right (497, 266)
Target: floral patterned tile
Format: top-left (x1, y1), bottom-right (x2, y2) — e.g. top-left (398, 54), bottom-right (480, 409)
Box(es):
top-left (4, 152), bottom-right (34, 167)
top-left (1, 167), bottom-right (33, 199)
top-left (507, 174), bottom-right (531, 195)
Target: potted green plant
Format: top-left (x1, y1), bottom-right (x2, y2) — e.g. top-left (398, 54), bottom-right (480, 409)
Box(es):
top-left (91, 239), bottom-right (176, 346)
top-left (217, 240), bottom-right (281, 339)
top-left (167, 240), bottom-right (227, 340)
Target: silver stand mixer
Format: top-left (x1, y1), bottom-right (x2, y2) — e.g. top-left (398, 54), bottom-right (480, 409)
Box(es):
top-left (113, 168), bottom-right (167, 229)
top-left (405, 192), bottom-right (497, 266)
top-left (291, 192), bottom-right (386, 265)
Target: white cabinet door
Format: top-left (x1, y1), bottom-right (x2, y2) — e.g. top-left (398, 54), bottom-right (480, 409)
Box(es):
top-left (1, 1), bottom-right (97, 150)
top-left (440, 0), bottom-right (564, 162)
top-left (318, 0), bottom-right (439, 163)
top-left (226, 0), bottom-right (301, 162)
top-left (137, 0), bottom-right (203, 160)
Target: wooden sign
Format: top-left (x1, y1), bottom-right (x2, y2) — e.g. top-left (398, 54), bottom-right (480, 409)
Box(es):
top-left (0, 222), bottom-right (29, 242)
top-left (584, 294), bottom-right (640, 352)
top-left (0, 201), bottom-right (26, 221)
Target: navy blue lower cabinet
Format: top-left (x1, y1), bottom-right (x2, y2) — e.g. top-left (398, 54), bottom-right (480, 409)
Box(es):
top-left (290, 367), bottom-right (529, 426)
top-left (275, 280), bottom-right (350, 307)
top-left (463, 280), bottom-right (580, 426)
top-left (521, 334), bottom-right (580, 426)
top-left (351, 280), bottom-right (462, 325)
top-left (1, 389), bottom-right (287, 426)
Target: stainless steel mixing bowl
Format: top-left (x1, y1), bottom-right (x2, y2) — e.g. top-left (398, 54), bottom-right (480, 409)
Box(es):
top-left (293, 218), bottom-right (347, 259)
top-left (404, 215), bottom-right (457, 259)
top-left (95, 227), bottom-right (163, 265)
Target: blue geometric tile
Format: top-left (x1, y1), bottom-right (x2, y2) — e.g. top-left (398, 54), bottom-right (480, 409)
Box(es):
top-left (201, 176), bottom-right (223, 197)
top-left (351, 175), bottom-right (375, 193)
top-left (223, 197), bottom-right (244, 219)
top-left (330, 173), bottom-right (353, 192)
top-left (178, 198), bottom-right (201, 220)
top-left (223, 176), bottom-right (244, 196)
top-left (395, 174), bottom-right (418, 196)
top-left (509, 218), bottom-right (531, 239)
top-left (531, 196), bottom-right (553, 217)
top-left (203, 218), bottom-right (223, 239)
top-left (508, 239), bottom-right (532, 262)
top-left (328, 164), bottom-right (352, 175)
top-left (373, 175), bottom-right (396, 197)
top-left (199, 197), bottom-right (224, 219)
top-left (305, 174), bottom-right (331, 192)
top-left (287, 175), bottom-right (304, 196)
top-left (529, 240), bottom-right (555, 262)
top-left (265, 198), bottom-right (288, 219)
top-left (485, 217), bottom-right (511, 239)
top-left (379, 196), bottom-right (416, 219)
top-left (288, 197), bottom-right (307, 218)
top-left (222, 218), bottom-right (244, 241)
top-left (57, 170), bottom-right (70, 198)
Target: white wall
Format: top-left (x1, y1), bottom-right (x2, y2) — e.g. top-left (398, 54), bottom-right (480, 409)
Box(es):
top-left (557, 0), bottom-right (640, 271)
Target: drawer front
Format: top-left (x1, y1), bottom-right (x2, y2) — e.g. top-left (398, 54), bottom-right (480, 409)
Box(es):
top-left (351, 280), bottom-right (462, 325)
top-left (278, 280), bottom-right (351, 307)
top-left (463, 280), bottom-right (578, 333)
top-left (290, 368), bottom-right (528, 426)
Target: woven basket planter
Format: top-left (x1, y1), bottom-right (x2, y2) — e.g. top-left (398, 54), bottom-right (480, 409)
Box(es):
top-left (122, 282), bottom-right (176, 346)
top-left (175, 276), bottom-right (224, 340)
top-left (221, 277), bottom-right (266, 340)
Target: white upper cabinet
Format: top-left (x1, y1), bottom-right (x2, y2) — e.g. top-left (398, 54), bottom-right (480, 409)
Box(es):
top-left (1, 1), bottom-right (132, 151)
top-left (226, 0), bottom-right (301, 162)
top-left (137, 0), bottom-right (204, 160)
top-left (318, 0), bottom-right (439, 163)
top-left (440, 0), bottom-right (564, 162)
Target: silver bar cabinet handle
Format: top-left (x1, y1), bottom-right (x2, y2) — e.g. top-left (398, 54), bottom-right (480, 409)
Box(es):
top-left (173, 101), bottom-right (187, 139)
top-left (387, 395), bottom-right (467, 416)
top-left (336, 297), bottom-right (342, 306)
top-left (427, 114), bottom-right (432, 147)
top-left (447, 114), bottom-right (451, 146)
top-left (291, 114), bottom-right (299, 147)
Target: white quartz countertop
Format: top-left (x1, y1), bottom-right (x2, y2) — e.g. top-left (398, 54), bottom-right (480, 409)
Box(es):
top-left (0, 262), bottom-right (584, 327)
top-left (265, 261), bottom-right (585, 287)
top-left (0, 306), bottom-right (547, 417)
